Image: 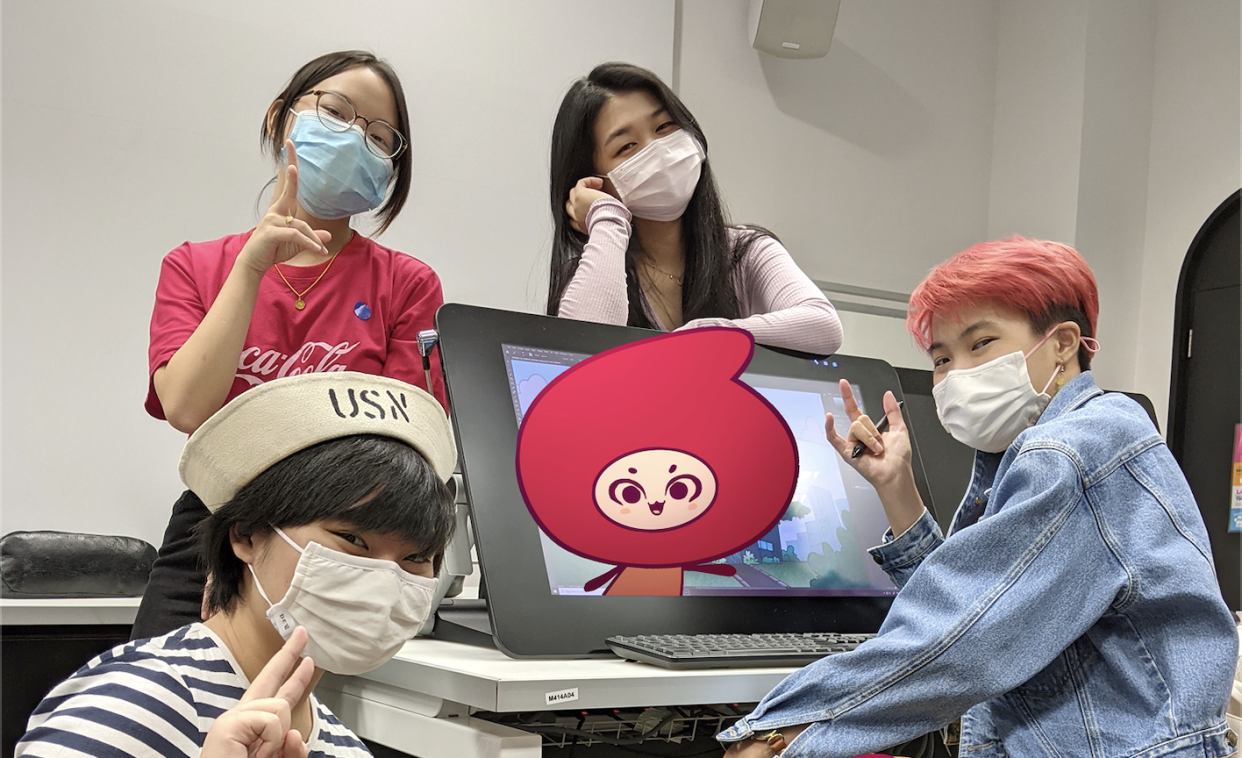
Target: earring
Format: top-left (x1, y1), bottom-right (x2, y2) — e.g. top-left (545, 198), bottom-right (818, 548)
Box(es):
top-left (1055, 365), bottom-right (1066, 387)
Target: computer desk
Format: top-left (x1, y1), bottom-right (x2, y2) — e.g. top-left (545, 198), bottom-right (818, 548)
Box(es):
top-left (0, 597), bottom-right (141, 625)
top-left (310, 567), bottom-right (794, 758)
top-left (1, 598), bottom-right (144, 757)
top-left (315, 638), bottom-right (796, 758)
top-left (0, 593), bottom-right (790, 758)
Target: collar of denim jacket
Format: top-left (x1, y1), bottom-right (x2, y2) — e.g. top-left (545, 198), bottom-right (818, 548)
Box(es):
top-left (1034, 370), bottom-right (1102, 427)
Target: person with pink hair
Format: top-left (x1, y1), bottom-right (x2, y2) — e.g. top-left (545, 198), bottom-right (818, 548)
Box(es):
top-left (719, 237), bottom-right (1237, 757)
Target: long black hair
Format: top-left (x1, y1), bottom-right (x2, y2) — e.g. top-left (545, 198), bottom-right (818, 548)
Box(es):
top-left (262, 50), bottom-right (412, 235)
top-left (546, 62), bottom-right (773, 327)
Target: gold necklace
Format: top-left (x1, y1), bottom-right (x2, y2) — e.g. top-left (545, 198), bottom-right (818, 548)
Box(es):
top-left (641, 257), bottom-right (683, 286)
top-left (640, 267), bottom-right (682, 329)
top-left (274, 250), bottom-right (342, 310)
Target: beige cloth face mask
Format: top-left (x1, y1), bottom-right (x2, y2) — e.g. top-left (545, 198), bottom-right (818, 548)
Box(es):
top-left (249, 526), bottom-right (438, 676)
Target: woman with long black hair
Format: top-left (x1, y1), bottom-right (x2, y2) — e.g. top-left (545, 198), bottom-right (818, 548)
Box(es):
top-left (547, 62), bottom-right (842, 354)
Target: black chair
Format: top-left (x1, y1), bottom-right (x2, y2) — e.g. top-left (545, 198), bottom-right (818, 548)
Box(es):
top-left (1, 531), bottom-right (155, 756)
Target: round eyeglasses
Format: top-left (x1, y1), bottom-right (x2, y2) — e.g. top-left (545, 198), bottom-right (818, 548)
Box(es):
top-left (304, 89), bottom-right (406, 160)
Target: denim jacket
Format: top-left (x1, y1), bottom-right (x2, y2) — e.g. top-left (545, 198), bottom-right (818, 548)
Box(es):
top-left (718, 372), bottom-right (1238, 757)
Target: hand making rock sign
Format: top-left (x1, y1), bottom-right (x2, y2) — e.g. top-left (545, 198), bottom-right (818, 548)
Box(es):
top-left (824, 380), bottom-right (925, 537)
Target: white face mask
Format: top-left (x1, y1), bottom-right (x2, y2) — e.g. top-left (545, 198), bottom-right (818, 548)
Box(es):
top-left (249, 527), bottom-right (437, 676)
top-left (606, 129), bottom-right (705, 222)
top-left (932, 331), bottom-right (1062, 454)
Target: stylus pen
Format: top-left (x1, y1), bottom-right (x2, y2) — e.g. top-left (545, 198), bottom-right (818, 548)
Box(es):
top-left (851, 400), bottom-right (905, 459)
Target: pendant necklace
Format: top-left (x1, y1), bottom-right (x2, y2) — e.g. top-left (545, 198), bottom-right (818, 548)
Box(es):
top-left (274, 233), bottom-right (350, 310)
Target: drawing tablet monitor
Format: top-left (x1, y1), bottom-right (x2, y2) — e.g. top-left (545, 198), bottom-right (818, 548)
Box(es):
top-left (437, 304), bottom-right (919, 658)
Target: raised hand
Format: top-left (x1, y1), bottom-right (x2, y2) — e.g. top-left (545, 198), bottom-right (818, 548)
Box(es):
top-left (201, 627), bottom-right (315, 758)
top-left (825, 380), bottom-right (914, 493)
top-left (238, 140), bottom-right (332, 275)
top-left (565, 176), bottom-right (614, 234)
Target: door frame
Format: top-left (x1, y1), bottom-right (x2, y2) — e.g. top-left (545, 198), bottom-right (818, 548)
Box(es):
top-left (1166, 189), bottom-right (1240, 461)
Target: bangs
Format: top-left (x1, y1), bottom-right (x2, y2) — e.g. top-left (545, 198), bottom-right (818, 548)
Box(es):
top-left (264, 435), bottom-right (455, 556)
top-left (335, 477), bottom-right (455, 556)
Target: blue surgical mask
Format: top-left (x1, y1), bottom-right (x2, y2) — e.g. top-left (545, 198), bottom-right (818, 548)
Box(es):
top-left (285, 109), bottom-right (393, 220)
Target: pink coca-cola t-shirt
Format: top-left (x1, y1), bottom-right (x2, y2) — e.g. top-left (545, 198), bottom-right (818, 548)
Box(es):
top-left (146, 230), bottom-right (447, 419)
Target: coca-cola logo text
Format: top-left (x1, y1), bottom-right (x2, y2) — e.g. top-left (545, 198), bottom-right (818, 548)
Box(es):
top-left (235, 341), bottom-right (360, 386)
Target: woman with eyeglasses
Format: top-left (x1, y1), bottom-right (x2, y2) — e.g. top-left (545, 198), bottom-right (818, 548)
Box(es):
top-left (548, 62), bottom-right (843, 354)
top-left (132, 51), bottom-right (445, 640)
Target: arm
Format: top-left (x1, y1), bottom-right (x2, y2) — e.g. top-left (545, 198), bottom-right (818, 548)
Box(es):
top-left (718, 448), bottom-right (1127, 756)
top-left (681, 234), bottom-right (843, 354)
top-left (380, 261), bottom-right (449, 410)
top-left (151, 254), bottom-right (265, 433)
top-left (151, 142), bottom-right (328, 433)
top-left (555, 197), bottom-right (633, 325)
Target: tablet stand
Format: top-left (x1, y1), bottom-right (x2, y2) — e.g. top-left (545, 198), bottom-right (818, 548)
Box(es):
top-left (431, 598), bottom-right (496, 649)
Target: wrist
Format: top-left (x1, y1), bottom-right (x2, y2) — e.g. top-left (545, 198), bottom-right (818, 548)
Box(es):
top-left (231, 251), bottom-right (271, 282)
top-left (875, 472), bottom-right (924, 525)
top-left (872, 466), bottom-right (917, 502)
top-left (586, 195), bottom-right (630, 228)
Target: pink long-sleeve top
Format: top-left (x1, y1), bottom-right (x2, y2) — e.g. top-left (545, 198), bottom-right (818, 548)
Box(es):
top-left (556, 197), bottom-right (844, 354)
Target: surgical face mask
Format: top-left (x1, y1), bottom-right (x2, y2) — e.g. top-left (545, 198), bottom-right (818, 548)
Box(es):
top-left (932, 330), bottom-right (1062, 454)
top-left (285, 109), bottom-right (392, 220)
top-left (249, 527), bottom-right (437, 676)
top-left (606, 129), bottom-right (705, 222)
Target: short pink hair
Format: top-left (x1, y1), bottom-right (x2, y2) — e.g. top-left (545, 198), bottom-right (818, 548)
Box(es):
top-left (906, 236), bottom-right (1100, 356)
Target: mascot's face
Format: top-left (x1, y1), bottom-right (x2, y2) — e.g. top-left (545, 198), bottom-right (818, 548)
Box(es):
top-left (515, 327), bottom-right (799, 571)
top-left (593, 448), bottom-right (718, 531)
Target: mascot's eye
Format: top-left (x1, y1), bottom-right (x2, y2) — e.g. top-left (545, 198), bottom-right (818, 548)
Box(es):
top-left (665, 475), bottom-right (702, 501)
top-left (608, 479), bottom-right (646, 505)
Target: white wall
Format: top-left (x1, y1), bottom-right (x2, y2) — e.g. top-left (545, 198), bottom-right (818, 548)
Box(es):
top-left (987, 0), bottom-right (1088, 245)
top-left (1134, 0), bottom-right (1241, 428)
top-left (1073, 0), bottom-right (1159, 395)
top-left (0, 0), bottom-right (673, 547)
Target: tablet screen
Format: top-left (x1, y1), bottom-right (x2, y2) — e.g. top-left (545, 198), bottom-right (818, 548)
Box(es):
top-left (503, 344), bottom-right (898, 598)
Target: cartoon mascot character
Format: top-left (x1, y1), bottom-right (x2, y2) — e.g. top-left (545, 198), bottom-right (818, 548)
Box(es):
top-left (516, 328), bottom-right (798, 595)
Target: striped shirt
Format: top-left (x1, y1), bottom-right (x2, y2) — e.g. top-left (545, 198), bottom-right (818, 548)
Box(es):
top-left (16, 623), bottom-right (371, 758)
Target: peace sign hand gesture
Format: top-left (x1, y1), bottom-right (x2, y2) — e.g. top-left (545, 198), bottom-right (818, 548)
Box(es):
top-left (238, 140), bottom-right (332, 275)
top-left (201, 627), bottom-right (316, 758)
top-left (824, 380), bottom-right (915, 494)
